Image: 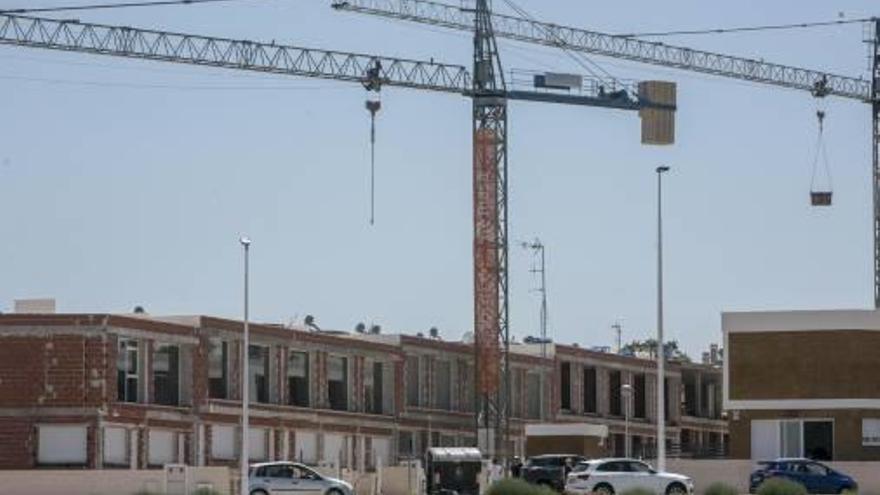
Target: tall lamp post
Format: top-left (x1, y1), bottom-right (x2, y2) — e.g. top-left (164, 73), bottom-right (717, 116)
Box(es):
top-left (239, 236), bottom-right (251, 495)
top-left (655, 165), bottom-right (670, 471)
top-left (622, 383), bottom-right (633, 458)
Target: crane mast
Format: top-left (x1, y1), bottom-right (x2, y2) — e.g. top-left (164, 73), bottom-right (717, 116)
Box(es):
top-left (470, 0), bottom-right (510, 458)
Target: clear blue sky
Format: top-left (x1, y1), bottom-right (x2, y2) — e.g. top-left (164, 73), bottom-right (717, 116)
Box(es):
top-left (0, 0), bottom-right (876, 357)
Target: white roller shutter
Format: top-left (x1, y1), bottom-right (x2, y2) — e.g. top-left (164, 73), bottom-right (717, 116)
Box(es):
top-left (38, 425), bottom-right (87, 465)
top-left (211, 425), bottom-right (235, 460)
top-left (295, 431), bottom-right (317, 464)
top-left (149, 430), bottom-right (176, 466)
top-left (249, 427), bottom-right (268, 461)
top-left (751, 420), bottom-right (780, 460)
top-left (324, 433), bottom-right (344, 466)
top-left (373, 437), bottom-right (391, 467)
top-left (103, 427), bottom-right (128, 465)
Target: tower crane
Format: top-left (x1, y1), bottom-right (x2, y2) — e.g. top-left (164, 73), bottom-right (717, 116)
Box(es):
top-left (332, 0), bottom-right (878, 462)
top-left (0, 8), bottom-right (676, 459)
top-left (332, 0), bottom-right (879, 302)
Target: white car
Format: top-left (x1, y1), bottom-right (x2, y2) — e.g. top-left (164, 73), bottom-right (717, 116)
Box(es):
top-left (248, 461), bottom-right (354, 495)
top-left (565, 459), bottom-right (694, 495)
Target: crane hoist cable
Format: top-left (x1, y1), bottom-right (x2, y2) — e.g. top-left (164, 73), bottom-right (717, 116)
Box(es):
top-left (363, 59), bottom-right (383, 226)
top-left (810, 105), bottom-right (834, 207)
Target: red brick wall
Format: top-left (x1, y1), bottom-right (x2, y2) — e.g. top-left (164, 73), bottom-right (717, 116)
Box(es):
top-left (0, 335), bottom-right (111, 407)
top-left (0, 419), bottom-right (34, 468)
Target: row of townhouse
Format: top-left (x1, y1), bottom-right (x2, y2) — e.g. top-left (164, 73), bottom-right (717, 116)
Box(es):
top-left (0, 312), bottom-right (727, 470)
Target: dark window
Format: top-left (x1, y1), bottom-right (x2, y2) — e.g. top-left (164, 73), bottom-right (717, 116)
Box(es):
top-left (365, 361), bottom-right (384, 414)
top-left (525, 372), bottom-right (542, 419)
top-left (633, 373), bottom-right (646, 419)
top-left (398, 431), bottom-right (414, 460)
top-left (406, 356), bottom-right (420, 407)
top-left (804, 421), bottom-right (834, 461)
top-left (249, 345), bottom-right (270, 403)
top-left (560, 362), bottom-right (571, 411)
top-left (597, 461), bottom-right (626, 472)
top-left (511, 369), bottom-right (523, 418)
top-left (153, 344), bottom-right (179, 406)
top-left (583, 367), bottom-right (597, 413)
top-left (665, 377), bottom-right (673, 419)
top-left (264, 464), bottom-right (295, 478)
top-left (208, 339), bottom-right (228, 399)
top-left (683, 373), bottom-right (698, 416)
top-left (116, 339), bottom-right (138, 403)
top-left (609, 370), bottom-right (622, 416)
top-left (628, 461), bottom-right (652, 473)
top-left (328, 356), bottom-right (348, 411)
top-left (435, 360), bottom-right (451, 410)
top-left (287, 351), bottom-right (309, 407)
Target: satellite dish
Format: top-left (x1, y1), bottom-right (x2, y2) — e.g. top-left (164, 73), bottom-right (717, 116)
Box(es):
top-left (133, 305), bottom-right (146, 314)
top-left (355, 322), bottom-right (366, 333)
top-left (369, 324), bottom-right (381, 334)
top-left (304, 315), bottom-right (321, 332)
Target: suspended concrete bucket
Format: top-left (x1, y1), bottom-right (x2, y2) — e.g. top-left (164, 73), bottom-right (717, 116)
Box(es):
top-left (811, 190), bottom-right (833, 206)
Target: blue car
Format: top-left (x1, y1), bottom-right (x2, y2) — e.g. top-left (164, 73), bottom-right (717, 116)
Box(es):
top-left (749, 459), bottom-right (857, 494)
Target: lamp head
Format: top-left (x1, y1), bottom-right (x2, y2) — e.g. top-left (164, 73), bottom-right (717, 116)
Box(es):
top-left (239, 236), bottom-right (252, 247)
top-left (656, 165), bottom-right (670, 173)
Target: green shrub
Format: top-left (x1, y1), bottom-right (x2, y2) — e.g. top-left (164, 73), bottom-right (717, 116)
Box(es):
top-left (757, 478), bottom-right (807, 495)
top-left (486, 478), bottom-right (557, 495)
top-left (705, 482), bottom-right (739, 495)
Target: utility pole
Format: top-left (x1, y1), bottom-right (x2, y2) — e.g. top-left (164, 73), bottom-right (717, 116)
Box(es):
top-left (522, 238), bottom-right (548, 358)
top-left (873, 18), bottom-right (880, 308)
top-left (655, 165), bottom-right (670, 471)
top-left (239, 236), bottom-right (252, 495)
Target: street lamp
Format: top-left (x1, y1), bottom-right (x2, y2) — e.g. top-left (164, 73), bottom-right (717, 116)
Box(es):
top-left (621, 383), bottom-right (633, 459)
top-left (655, 165), bottom-right (670, 471)
top-left (239, 236), bottom-right (251, 495)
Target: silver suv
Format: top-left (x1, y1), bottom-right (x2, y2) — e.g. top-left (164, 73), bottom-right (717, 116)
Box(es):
top-left (249, 461), bottom-right (354, 495)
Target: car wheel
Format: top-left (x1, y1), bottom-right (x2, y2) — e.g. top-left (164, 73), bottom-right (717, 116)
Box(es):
top-left (594, 483), bottom-right (615, 495)
top-left (326, 489), bottom-right (345, 495)
top-left (250, 490), bottom-right (268, 495)
top-left (667, 482), bottom-right (688, 495)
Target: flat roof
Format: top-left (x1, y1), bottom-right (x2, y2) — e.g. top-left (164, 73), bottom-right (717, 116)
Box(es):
top-left (722, 309), bottom-right (880, 333)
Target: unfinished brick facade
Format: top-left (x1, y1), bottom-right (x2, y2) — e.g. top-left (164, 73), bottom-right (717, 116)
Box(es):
top-left (0, 313), bottom-right (726, 470)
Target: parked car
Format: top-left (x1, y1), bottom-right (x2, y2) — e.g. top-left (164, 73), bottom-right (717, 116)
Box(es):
top-left (522, 454), bottom-right (586, 491)
top-left (565, 458), bottom-right (694, 495)
top-left (749, 458), bottom-right (857, 494)
top-left (248, 461), bottom-right (354, 495)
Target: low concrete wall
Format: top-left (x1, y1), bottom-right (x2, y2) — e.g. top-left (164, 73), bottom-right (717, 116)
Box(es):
top-left (380, 465), bottom-right (425, 495)
top-left (663, 460), bottom-right (880, 495)
top-left (0, 467), bottom-right (231, 495)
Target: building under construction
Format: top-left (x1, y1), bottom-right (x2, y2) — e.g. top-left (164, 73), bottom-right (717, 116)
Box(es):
top-left (0, 311), bottom-right (725, 470)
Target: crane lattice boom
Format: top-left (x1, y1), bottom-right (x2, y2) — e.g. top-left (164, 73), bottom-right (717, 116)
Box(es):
top-left (0, 13), bottom-right (471, 93)
top-left (332, 0), bottom-right (873, 102)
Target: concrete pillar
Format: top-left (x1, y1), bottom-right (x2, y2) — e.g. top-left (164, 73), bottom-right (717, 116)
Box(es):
top-left (197, 423), bottom-right (206, 466)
